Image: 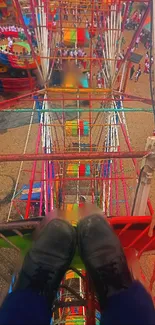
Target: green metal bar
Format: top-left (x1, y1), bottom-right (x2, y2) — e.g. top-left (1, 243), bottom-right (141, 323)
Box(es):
top-left (54, 320), bottom-right (85, 324)
top-left (0, 108), bottom-right (153, 113)
top-left (0, 234), bottom-right (32, 256)
top-left (0, 234), bottom-right (84, 268)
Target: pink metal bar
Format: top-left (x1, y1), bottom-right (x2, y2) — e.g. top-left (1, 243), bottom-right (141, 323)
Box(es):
top-left (114, 158), bottom-right (120, 216)
top-left (118, 146), bottom-right (130, 216)
top-left (24, 124), bottom-right (42, 219)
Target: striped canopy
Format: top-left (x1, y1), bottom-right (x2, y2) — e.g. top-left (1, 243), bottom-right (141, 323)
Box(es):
top-left (143, 14), bottom-right (151, 32)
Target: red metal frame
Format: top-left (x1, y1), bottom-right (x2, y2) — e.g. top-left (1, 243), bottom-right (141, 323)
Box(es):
top-left (110, 216), bottom-right (155, 255)
top-left (0, 151), bottom-right (149, 162)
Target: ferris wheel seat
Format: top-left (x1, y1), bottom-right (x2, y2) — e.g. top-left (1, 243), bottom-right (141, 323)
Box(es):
top-left (63, 28), bottom-right (90, 47)
top-left (66, 204), bottom-right (78, 213)
top-left (83, 121), bottom-right (89, 135)
top-left (65, 121), bottom-right (78, 136)
top-left (72, 121), bottom-right (78, 136)
top-left (79, 164), bottom-right (91, 176)
top-left (66, 163), bottom-right (90, 177)
top-left (79, 164), bottom-right (85, 176)
top-left (67, 164), bottom-right (78, 176)
top-left (65, 121), bottom-right (72, 136)
top-left (65, 121), bottom-right (90, 136)
top-left (79, 120), bottom-right (84, 135)
top-left (65, 315), bottom-right (85, 323)
top-left (85, 164), bottom-right (91, 176)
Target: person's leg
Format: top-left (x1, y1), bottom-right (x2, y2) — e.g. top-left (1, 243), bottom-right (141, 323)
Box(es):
top-left (100, 280), bottom-right (155, 325)
top-left (130, 71), bottom-right (134, 80)
top-left (77, 215), bottom-right (155, 325)
top-left (0, 219), bottom-right (76, 325)
top-left (0, 289), bottom-right (51, 325)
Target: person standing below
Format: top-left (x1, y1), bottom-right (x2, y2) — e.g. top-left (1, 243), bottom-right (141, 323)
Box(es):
top-left (64, 7), bottom-right (68, 20)
top-left (144, 61), bottom-right (150, 74)
top-left (135, 36), bottom-right (140, 49)
top-left (72, 7), bottom-right (75, 20)
top-left (86, 71), bottom-right (90, 80)
top-left (22, 47), bottom-right (26, 56)
top-left (7, 36), bottom-right (11, 45)
top-left (129, 64), bottom-right (135, 80)
top-left (137, 11), bottom-right (142, 24)
top-left (85, 18), bottom-right (89, 28)
top-left (145, 51), bottom-right (149, 61)
top-left (101, 72), bottom-right (104, 87)
top-left (92, 51), bottom-right (97, 66)
top-left (135, 67), bottom-right (141, 82)
top-left (92, 73), bottom-right (96, 87)
top-left (8, 37), bottom-right (13, 52)
top-left (97, 72), bottom-right (102, 88)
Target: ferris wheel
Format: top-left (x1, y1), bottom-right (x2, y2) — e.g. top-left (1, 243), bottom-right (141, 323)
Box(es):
top-left (0, 0), bottom-right (155, 323)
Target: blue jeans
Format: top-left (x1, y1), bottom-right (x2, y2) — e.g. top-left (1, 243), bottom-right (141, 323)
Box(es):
top-left (0, 281), bottom-right (154, 325)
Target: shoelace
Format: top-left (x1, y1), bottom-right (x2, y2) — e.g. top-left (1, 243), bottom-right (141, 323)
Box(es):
top-left (31, 266), bottom-right (56, 290)
top-left (97, 256), bottom-right (130, 291)
top-left (30, 267), bottom-right (58, 306)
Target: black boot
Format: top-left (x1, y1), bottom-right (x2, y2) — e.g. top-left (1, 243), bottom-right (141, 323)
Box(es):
top-left (15, 219), bottom-right (76, 307)
top-left (77, 215), bottom-right (132, 309)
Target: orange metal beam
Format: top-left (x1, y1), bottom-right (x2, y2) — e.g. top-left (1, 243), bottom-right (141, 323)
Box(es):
top-left (46, 87), bottom-right (112, 93)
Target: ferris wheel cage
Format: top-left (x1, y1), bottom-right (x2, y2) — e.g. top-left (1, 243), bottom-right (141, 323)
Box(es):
top-left (0, 0), bottom-right (155, 323)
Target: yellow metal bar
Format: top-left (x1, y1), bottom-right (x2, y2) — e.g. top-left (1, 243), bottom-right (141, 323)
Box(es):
top-left (42, 123), bottom-right (115, 127)
top-left (47, 87), bottom-right (112, 93)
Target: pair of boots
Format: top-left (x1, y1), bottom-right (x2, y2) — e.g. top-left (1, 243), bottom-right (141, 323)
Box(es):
top-left (15, 214), bottom-right (132, 311)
